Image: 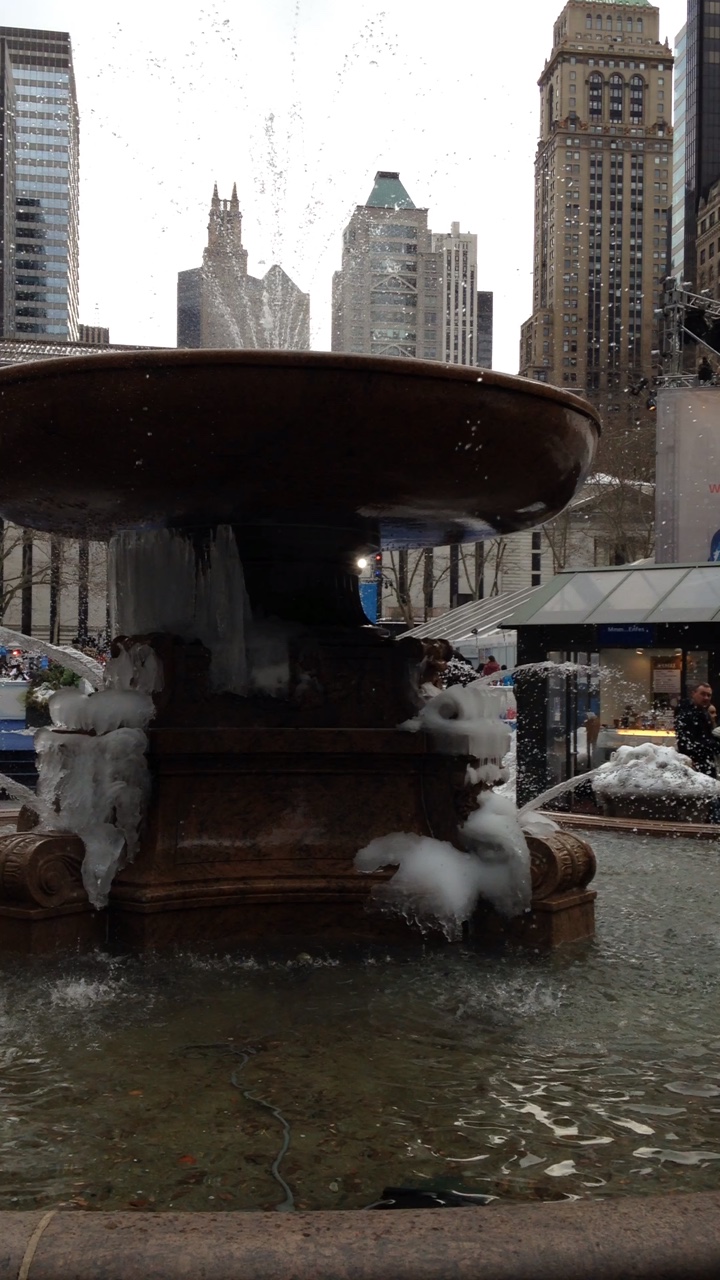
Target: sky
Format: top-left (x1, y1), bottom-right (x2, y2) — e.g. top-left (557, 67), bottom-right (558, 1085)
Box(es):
top-left (3, 0), bottom-right (688, 371)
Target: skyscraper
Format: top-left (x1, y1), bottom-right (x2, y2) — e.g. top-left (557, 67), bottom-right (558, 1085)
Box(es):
top-left (0, 27), bottom-right (79, 341)
top-left (431, 222), bottom-right (490, 366)
top-left (177, 184), bottom-right (310, 350)
top-left (519, 1), bottom-right (672, 414)
top-left (671, 2), bottom-right (720, 288)
top-left (331, 172), bottom-right (443, 360)
top-left (332, 173), bottom-right (493, 367)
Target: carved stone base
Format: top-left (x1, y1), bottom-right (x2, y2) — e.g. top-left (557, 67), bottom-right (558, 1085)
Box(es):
top-left (0, 760), bottom-right (599, 954)
top-left (0, 903), bottom-right (106, 953)
top-left (471, 829), bottom-right (598, 950)
top-left (108, 726), bottom-right (469, 951)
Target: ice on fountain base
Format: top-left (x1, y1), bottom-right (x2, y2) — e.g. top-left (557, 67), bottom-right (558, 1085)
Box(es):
top-left (245, 617), bottom-right (296, 697)
top-left (355, 793), bottom-right (531, 938)
top-left (29, 686), bottom-right (156, 909)
top-left (402, 682), bottom-right (512, 763)
top-left (593, 743), bottom-right (720, 798)
top-left (110, 525), bottom-right (249, 694)
top-left (48, 688), bottom-right (155, 734)
top-left (35, 726), bottom-right (151, 909)
top-left (104, 642), bottom-right (164, 695)
top-left (459, 791), bottom-right (532, 917)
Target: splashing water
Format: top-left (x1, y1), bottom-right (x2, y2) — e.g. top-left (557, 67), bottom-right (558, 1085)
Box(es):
top-left (0, 626), bottom-right (104, 688)
top-left (0, 772), bottom-right (40, 809)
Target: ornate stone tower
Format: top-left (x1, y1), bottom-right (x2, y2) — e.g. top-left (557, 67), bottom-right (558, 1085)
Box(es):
top-left (518, 0), bottom-right (672, 467)
top-left (177, 184), bottom-right (309, 351)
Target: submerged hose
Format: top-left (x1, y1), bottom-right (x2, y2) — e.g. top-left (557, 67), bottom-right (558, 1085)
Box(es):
top-left (179, 1042), bottom-right (294, 1211)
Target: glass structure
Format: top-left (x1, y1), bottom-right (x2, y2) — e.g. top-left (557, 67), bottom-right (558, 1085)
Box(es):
top-left (672, 3), bottom-right (720, 288)
top-left (0, 27), bottom-right (79, 340)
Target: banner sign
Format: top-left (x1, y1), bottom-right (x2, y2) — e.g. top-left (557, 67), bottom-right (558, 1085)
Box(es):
top-left (597, 624), bottom-right (656, 646)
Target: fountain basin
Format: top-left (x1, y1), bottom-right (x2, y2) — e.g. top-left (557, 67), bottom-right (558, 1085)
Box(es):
top-left (0, 351), bottom-right (599, 542)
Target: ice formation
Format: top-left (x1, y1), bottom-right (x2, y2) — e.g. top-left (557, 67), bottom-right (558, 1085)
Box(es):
top-left (402, 681), bottom-right (513, 784)
top-left (32, 648), bottom-right (159, 910)
top-left (48, 688), bottom-right (155, 735)
top-left (110, 525), bottom-right (249, 694)
top-left (592, 743), bottom-right (720, 799)
top-left (35, 726), bottom-right (151, 909)
top-left (109, 526), bottom-right (291, 697)
top-left (354, 791), bottom-right (531, 939)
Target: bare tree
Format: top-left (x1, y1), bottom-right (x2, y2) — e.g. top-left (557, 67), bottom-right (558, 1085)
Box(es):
top-left (541, 474), bottom-right (654, 571)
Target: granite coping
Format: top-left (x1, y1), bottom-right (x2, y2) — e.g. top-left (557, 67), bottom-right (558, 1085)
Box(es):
top-left (2, 1194), bottom-right (719, 1280)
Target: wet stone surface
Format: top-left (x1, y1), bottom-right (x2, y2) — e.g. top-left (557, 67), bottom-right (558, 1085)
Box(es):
top-left (0, 831), bottom-right (720, 1213)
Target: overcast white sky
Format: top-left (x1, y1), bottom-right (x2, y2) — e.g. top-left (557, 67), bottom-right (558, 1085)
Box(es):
top-left (3, 0), bottom-right (687, 370)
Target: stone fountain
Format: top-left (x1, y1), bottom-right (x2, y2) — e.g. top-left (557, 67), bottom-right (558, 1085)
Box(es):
top-left (0, 351), bottom-right (599, 952)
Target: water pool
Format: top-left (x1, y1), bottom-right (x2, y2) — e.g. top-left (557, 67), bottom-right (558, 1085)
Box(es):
top-left (1, 830), bottom-right (720, 1213)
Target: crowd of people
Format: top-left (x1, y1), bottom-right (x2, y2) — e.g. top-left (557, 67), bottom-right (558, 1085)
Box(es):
top-left (419, 640), bottom-right (514, 700)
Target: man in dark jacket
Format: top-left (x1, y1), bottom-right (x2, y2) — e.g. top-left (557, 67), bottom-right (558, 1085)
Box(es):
top-left (675, 683), bottom-right (717, 775)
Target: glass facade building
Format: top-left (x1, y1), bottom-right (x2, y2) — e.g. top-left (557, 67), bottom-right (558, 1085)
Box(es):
top-left (0, 27), bottom-right (79, 340)
top-left (671, 2), bottom-right (720, 288)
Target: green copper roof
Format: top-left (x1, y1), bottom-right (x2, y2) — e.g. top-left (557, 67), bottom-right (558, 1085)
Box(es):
top-left (365, 171), bottom-right (416, 209)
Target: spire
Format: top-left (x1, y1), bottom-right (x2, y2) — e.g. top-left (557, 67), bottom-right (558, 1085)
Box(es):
top-left (230, 181), bottom-right (238, 209)
top-left (211, 181), bottom-right (220, 208)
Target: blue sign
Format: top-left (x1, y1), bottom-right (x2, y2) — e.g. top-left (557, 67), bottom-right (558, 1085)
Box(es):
top-left (359, 581), bottom-right (378, 623)
top-left (597, 623), bottom-right (655, 647)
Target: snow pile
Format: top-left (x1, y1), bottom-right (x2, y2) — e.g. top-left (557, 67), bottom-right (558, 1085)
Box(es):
top-left (403, 681), bottom-right (512, 775)
top-left (354, 791), bottom-right (531, 939)
top-left (592, 743), bottom-right (720, 798)
top-left (35, 726), bottom-right (151, 909)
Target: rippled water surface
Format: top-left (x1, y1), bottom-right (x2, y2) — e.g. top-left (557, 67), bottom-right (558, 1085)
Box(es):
top-left (2, 831), bottom-right (720, 1212)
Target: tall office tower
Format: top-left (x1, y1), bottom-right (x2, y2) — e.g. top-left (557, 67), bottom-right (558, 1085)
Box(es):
top-left (177, 184), bottom-right (310, 350)
top-left (671, 2), bottom-right (720, 288)
top-left (0, 27), bottom-right (79, 341)
top-left (432, 222), bottom-right (481, 365)
top-left (518, 1), bottom-right (672, 419)
top-left (331, 172), bottom-right (442, 360)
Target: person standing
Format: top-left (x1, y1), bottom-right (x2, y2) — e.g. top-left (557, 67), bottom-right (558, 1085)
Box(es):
top-left (675, 683), bottom-right (717, 775)
top-left (480, 655), bottom-right (500, 678)
top-left (698, 356), bottom-right (714, 385)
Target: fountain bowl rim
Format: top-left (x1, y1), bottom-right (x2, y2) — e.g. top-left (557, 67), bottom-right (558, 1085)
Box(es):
top-left (0, 348), bottom-right (602, 433)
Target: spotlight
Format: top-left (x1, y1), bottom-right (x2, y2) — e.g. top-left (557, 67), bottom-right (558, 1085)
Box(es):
top-left (356, 557), bottom-right (368, 570)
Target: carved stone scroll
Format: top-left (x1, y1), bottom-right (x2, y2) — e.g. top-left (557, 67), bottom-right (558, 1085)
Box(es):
top-left (0, 832), bottom-right (87, 909)
top-left (527, 831), bottom-right (597, 902)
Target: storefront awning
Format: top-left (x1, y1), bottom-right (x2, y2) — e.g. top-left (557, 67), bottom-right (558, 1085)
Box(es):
top-left (502, 564), bottom-right (720, 627)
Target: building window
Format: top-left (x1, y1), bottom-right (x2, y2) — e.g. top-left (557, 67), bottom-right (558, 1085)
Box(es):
top-left (629, 75), bottom-right (644, 123)
top-left (586, 13), bottom-right (592, 28)
top-left (637, 18), bottom-right (643, 33)
top-left (588, 72), bottom-right (603, 120)
top-left (609, 74), bottom-right (624, 123)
